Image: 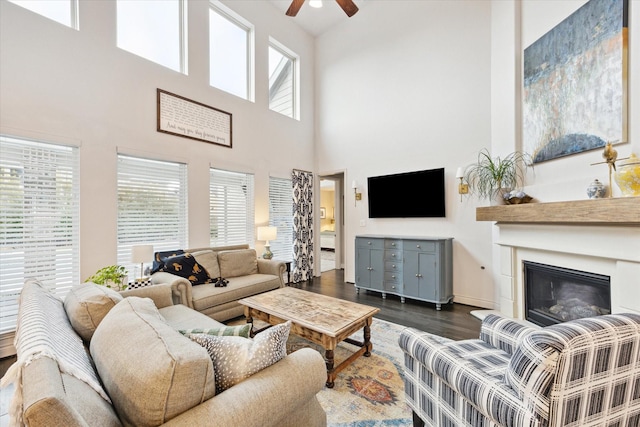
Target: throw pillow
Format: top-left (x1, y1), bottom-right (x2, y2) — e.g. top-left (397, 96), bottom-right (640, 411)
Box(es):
top-left (179, 324), bottom-right (251, 338)
top-left (63, 282), bottom-right (123, 342)
top-left (151, 249), bottom-right (185, 273)
top-left (191, 250), bottom-right (221, 279)
top-left (159, 253), bottom-right (213, 285)
top-left (218, 249), bottom-right (259, 278)
top-left (189, 320), bottom-right (291, 393)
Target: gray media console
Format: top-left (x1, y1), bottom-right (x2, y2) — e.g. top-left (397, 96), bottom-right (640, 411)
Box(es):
top-left (355, 235), bottom-right (453, 310)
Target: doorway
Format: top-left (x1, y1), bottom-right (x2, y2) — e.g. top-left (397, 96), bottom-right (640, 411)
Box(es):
top-left (319, 173), bottom-right (344, 273)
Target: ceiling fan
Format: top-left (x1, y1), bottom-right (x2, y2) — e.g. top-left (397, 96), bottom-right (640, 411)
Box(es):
top-left (286, 0), bottom-right (359, 18)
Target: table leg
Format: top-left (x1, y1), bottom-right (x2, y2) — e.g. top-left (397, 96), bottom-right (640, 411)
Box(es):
top-left (325, 348), bottom-right (335, 388)
top-left (363, 320), bottom-right (372, 357)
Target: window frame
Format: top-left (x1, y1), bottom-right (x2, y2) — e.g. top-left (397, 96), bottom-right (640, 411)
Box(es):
top-left (209, 168), bottom-right (255, 247)
top-left (268, 176), bottom-right (293, 261)
top-left (268, 38), bottom-right (300, 120)
top-left (8, 0), bottom-right (79, 29)
top-left (209, 0), bottom-right (255, 101)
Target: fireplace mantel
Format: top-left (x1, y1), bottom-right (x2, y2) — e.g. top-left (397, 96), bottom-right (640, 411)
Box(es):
top-left (476, 197), bottom-right (640, 225)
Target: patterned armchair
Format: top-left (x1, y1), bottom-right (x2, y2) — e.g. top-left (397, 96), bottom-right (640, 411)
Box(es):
top-left (399, 313), bottom-right (640, 427)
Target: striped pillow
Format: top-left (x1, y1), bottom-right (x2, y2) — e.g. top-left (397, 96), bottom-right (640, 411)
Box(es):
top-left (179, 324), bottom-right (251, 338)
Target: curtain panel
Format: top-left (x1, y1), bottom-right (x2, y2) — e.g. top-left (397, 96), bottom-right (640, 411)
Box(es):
top-left (292, 169), bottom-right (314, 282)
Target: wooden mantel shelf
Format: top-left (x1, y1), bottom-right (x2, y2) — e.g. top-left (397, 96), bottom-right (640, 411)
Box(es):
top-left (476, 197), bottom-right (640, 225)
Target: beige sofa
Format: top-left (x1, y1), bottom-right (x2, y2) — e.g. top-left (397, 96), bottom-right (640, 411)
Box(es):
top-left (4, 279), bottom-right (327, 427)
top-left (151, 244), bottom-right (286, 321)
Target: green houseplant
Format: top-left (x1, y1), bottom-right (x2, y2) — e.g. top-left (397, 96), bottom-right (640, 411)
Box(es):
top-left (85, 265), bottom-right (128, 291)
top-left (464, 149), bottom-right (531, 201)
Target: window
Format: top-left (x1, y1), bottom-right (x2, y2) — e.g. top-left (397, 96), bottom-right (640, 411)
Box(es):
top-left (8, 0), bottom-right (78, 29)
top-left (210, 168), bottom-right (255, 247)
top-left (268, 177), bottom-right (293, 261)
top-left (0, 135), bottom-right (79, 334)
top-left (117, 155), bottom-right (188, 277)
top-left (116, 0), bottom-right (187, 73)
top-left (269, 39), bottom-right (299, 119)
top-left (209, 1), bottom-right (254, 100)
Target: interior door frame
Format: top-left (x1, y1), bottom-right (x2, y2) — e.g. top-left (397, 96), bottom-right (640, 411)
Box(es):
top-left (318, 171), bottom-right (345, 273)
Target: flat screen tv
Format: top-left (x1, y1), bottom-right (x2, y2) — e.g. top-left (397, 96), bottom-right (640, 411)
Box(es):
top-left (367, 168), bottom-right (445, 218)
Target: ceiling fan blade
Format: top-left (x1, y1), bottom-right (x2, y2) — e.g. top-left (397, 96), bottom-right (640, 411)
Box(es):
top-left (286, 0), bottom-right (305, 17)
top-left (335, 0), bottom-right (359, 17)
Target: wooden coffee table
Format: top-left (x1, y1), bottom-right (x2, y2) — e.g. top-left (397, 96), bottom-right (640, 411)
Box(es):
top-left (238, 287), bottom-right (380, 388)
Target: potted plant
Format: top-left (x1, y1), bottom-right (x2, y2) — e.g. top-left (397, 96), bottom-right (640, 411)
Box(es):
top-left (85, 265), bottom-right (128, 291)
top-left (464, 148), bottom-right (531, 203)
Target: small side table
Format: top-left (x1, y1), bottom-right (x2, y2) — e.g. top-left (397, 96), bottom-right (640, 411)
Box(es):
top-left (127, 277), bottom-right (153, 290)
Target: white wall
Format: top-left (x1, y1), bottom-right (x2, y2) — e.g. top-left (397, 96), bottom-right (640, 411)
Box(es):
top-left (0, 0), bottom-right (315, 279)
top-left (315, 0), bottom-right (498, 309)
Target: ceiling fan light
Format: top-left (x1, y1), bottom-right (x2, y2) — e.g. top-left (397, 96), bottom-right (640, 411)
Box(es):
top-left (309, 0), bottom-right (323, 8)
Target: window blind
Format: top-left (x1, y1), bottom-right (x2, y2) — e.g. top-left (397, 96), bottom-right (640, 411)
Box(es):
top-left (269, 177), bottom-right (293, 261)
top-left (0, 135), bottom-right (80, 334)
top-left (117, 155), bottom-right (188, 277)
top-left (210, 168), bottom-right (255, 247)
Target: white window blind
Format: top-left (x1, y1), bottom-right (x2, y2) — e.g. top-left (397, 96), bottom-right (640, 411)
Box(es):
top-left (269, 177), bottom-right (293, 261)
top-left (0, 135), bottom-right (80, 334)
top-left (117, 155), bottom-right (188, 276)
top-left (210, 168), bottom-right (255, 247)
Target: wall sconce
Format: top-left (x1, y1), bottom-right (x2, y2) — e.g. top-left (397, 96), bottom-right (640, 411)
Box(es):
top-left (352, 180), bottom-right (362, 206)
top-left (455, 167), bottom-right (469, 202)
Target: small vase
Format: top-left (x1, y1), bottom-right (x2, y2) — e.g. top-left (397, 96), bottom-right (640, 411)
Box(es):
top-left (586, 179), bottom-right (606, 199)
top-left (614, 153), bottom-right (640, 197)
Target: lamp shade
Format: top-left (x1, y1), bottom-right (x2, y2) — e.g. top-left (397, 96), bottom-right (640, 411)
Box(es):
top-left (257, 226), bottom-right (277, 242)
top-left (455, 167), bottom-right (465, 179)
top-left (352, 180), bottom-right (358, 189)
top-left (131, 245), bottom-right (154, 264)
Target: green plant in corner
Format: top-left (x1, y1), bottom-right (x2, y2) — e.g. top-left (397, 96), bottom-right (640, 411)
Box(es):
top-left (464, 149), bottom-right (531, 200)
top-left (85, 265), bottom-right (128, 291)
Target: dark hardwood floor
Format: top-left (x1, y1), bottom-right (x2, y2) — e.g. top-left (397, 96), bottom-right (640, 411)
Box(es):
top-left (292, 269), bottom-right (482, 341)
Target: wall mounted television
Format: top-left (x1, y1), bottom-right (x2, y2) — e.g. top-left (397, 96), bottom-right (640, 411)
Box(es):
top-left (367, 168), bottom-right (445, 218)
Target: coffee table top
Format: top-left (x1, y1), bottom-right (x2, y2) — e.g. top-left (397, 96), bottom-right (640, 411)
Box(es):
top-left (238, 287), bottom-right (380, 337)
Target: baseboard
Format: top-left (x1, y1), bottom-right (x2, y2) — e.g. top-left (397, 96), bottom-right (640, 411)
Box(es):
top-left (0, 331), bottom-right (16, 358)
top-left (453, 295), bottom-right (497, 310)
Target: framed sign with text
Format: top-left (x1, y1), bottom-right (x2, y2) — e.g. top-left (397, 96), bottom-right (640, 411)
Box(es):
top-left (157, 89), bottom-right (232, 148)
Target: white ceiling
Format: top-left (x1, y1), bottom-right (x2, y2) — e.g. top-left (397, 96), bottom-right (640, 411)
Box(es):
top-left (268, 0), bottom-right (367, 37)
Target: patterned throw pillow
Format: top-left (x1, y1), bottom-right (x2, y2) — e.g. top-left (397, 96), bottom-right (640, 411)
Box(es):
top-left (189, 321), bottom-right (291, 393)
top-left (151, 249), bottom-right (185, 273)
top-left (179, 324), bottom-right (251, 338)
top-left (159, 253), bottom-right (213, 285)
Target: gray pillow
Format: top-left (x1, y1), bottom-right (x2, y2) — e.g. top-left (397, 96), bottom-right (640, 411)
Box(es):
top-left (63, 282), bottom-right (123, 342)
top-left (190, 321), bottom-right (291, 393)
top-left (218, 249), bottom-right (258, 278)
top-left (191, 249), bottom-right (221, 278)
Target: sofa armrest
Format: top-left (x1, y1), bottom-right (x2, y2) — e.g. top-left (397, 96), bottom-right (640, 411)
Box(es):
top-left (256, 259), bottom-right (286, 287)
top-left (479, 314), bottom-right (539, 355)
top-left (161, 348), bottom-right (326, 427)
top-left (120, 283), bottom-right (174, 308)
top-left (151, 272), bottom-right (194, 308)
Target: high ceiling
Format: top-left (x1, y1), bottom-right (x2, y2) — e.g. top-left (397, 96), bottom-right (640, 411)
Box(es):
top-left (268, 0), bottom-right (367, 37)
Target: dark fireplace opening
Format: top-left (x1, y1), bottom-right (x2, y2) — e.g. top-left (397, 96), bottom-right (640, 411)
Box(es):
top-left (524, 261), bottom-right (611, 327)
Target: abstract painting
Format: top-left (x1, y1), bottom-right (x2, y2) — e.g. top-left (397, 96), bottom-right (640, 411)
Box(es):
top-left (523, 0), bottom-right (628, 164)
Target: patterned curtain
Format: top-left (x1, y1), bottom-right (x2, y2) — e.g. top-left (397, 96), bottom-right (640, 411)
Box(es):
top-left (292, 169), bottom-right (314, 283)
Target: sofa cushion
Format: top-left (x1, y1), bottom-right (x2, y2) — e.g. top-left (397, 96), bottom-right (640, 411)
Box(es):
top-left (218, 249), bottom-right (258, 278)
top-left (90, 297), bottom-right (215, 427)
top-left (159, 253), bottom-right (214, 285)
top-left (191, 274), bottom-right (281, 312)
top-left (189, 320), bottom-right (291, 393)
top-left (64, 282), bottom-right (123, 342)
top-left (191, 249), bottom-right (221, 279)
top-left (179, 324), bottom-right (252, 338)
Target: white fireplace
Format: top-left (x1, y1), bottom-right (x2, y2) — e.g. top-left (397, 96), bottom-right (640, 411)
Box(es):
top-left (496, 223), bottom-right (640, 319)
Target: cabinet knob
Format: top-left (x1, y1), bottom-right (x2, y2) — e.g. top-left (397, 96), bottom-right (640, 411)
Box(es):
top-left (392, 264), bottom-right (396, 268)
top-left (391, 242), bottom-right (396, 246)
top-left (391, 285), bottom-right (396, 289)
top-left (418, 274), bottom-right (423, 278)
top-left (368, 267), bottom-right (373, 271)
top-left (416, 245), bottom-right (421, 248)
top-left (391, 253), bottom-right (396, 257)
top-left (391, 275), bottom-right (396, 279)
top-left (415, 273), bottom-right (419, 277)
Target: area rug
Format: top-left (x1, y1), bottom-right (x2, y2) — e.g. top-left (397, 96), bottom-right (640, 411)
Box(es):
top-left (244, 317), bottom-right (413, 426)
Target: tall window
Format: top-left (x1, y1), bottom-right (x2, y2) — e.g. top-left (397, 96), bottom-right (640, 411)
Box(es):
top-left (209, 1), bottom-right (253, 100)
top-left (117, 155), bottom-right (188, 276)
top-left (269, 39), bottom-right (299, 119)
top-left (210, 168), bottom-right (254, 247)
top-left (116, 0), bottom-right (187, 73)
top-left (8, 0), bottom-right (78, 29)
top-left (0, 135), bottom-right (79, 334)
top-left (268, 177), bottom-right (293, 261)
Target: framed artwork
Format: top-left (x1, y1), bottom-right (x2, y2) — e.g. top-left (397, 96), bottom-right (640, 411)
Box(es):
top-left (320, 207), bottom-right (326, 219)
top-left (523, 0), bottom-right (628, 163)
top-left (157, 89), bottom-right (232, 148)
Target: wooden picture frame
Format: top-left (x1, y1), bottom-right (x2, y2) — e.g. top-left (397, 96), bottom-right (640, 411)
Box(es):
top-left (157, 89), bottom-right (232, 148)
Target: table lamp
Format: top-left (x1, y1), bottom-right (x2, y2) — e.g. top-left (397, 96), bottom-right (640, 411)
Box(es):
top-left (131, 244), bottom-right (154, 281)
top-left (257, 226), bottom-right (277, 260)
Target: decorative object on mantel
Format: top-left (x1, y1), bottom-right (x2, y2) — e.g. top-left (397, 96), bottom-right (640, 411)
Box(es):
top-left (503, 190), bottom-right (533, 205)
top-left (587, 179), bottom-right (607, 199)
top-left (614, 153), bottom-right (640, 197)
top-left (464, 149), bottom-right (531, 204)
top-left (523, 0), bottom-right (628, 164)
